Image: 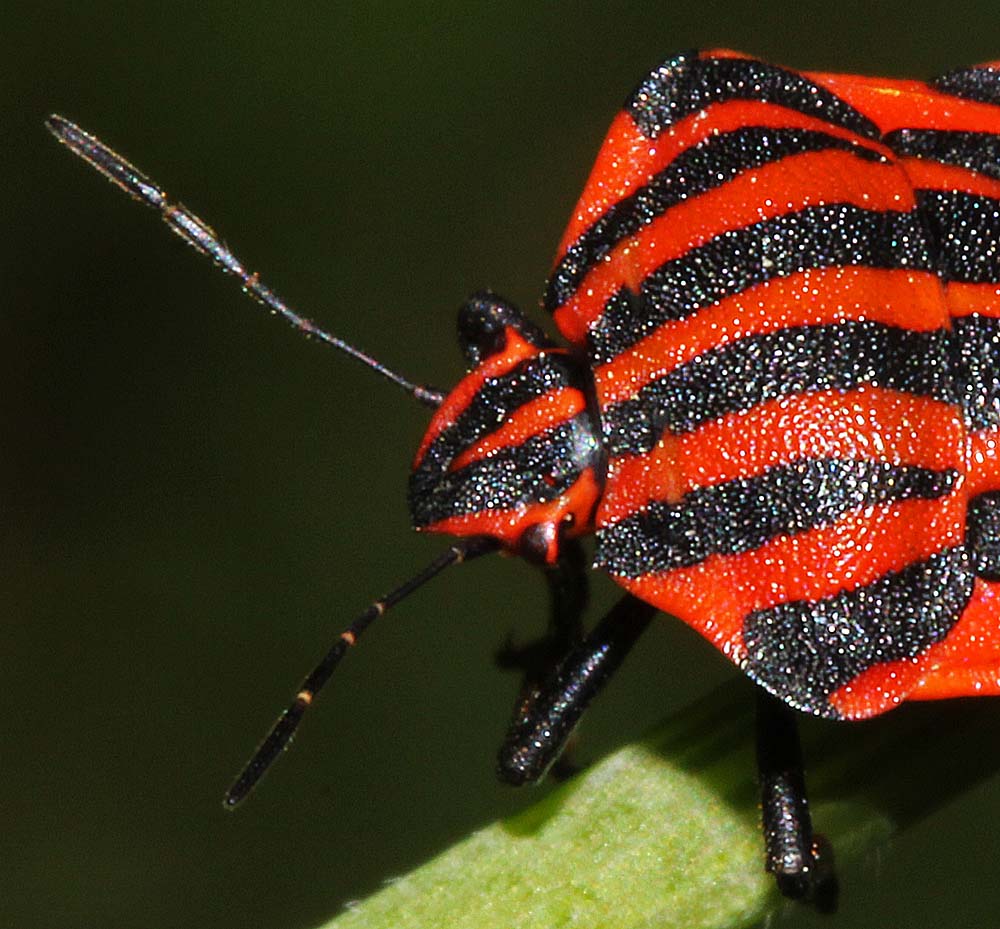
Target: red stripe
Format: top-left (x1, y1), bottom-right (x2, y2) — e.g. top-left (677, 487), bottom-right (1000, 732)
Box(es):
top-left (901, 158), bottom-right (1000, 199)
top-left (448, 386), bottom-right (585, 472)
top-left (968, 428), bottom-right (1000, 496)
top-left (554, 151), bottom-right (913, 344)
top-left (597, 389), bottom-right (964, 527)
top-left (419, 468), bottom-right (602, 559)
top-left (806, 71), bottom-right (1000, 134)
top-left (945, 282), bottom-right (1000, 319)
top-left (414, 328), bottom-right (541, 465)
top-left (553, 100), bottom-right (889, 276)
top-left (612, 495), bottom-right (964, 667)
top-left (594, 266), bottom-right (946, 406)
top-left (833, 580), bottom-right (1000, 716)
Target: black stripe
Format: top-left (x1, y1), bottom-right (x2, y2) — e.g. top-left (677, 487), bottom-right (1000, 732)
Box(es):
top-left (968, 491), bottom-right (1000, 580)
top-left (884, 128), bottom-right (1000, 182)
top-left (931, 65), bottom-right (1000, 105)
top-left (595, 458), bottom-right (957, 578)
top-left (626, 52), bottom-right (880, 142)
top-left (917, 190), bottom-right (1000, 432)
top-left (413, 352), bottom-right (580, 478)
top-left (952, 314), bottom-right (1000, 431)
top-left (544, 128), bottom-right (888, 313)
top-left (408, 414), bottom-right (601, 527)
top-left (916, 190), bottom-right (1000, 284)
top-left (602, 320), bottom-right (953, 458)
top-left (742, 548), bottom-right (973, 717)
top-left (589, 205), bottom-right (934, 365)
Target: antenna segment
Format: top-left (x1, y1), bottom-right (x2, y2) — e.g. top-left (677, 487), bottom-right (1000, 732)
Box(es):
top-left (224, 536), bottom-right (498, 807)
top-left (46, 114), bottom-right (445, 408)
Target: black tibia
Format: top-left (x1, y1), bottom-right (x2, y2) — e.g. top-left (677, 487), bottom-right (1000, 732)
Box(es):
top-left (756, 690), bottom-right (838, 911)
top-left (496, 537), bottom-right (588, 680)
top-left (497, 593), bottom-right (656, 786)
top-left (496, 538), bottom-right (589, 779)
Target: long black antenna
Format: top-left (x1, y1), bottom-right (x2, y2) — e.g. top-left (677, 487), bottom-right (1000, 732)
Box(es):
top-left (46, 114), bottom-right (445, 408)
top-left (224, 536), bottom-right (498, 808)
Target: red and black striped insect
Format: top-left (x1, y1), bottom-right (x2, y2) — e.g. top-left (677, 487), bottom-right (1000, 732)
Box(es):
top-left (49, 48), bottom-right (1000, 907)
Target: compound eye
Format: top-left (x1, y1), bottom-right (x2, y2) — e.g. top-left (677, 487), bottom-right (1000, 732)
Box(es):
top-left (457, 291), bottom-right (551, 367)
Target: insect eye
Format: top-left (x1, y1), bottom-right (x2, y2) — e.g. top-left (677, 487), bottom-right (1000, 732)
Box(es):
top-left (457, 291), bottom-right (551, 367)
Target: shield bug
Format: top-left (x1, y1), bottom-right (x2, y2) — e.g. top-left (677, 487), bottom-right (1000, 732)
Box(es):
top-left (48, 48), bottom-right (1000, 907)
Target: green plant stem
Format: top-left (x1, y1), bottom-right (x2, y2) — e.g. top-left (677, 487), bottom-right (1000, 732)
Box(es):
top-left (320, 682), bottom-right (1000, 929)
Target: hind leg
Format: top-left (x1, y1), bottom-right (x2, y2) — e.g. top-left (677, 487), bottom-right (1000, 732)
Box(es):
top-left (756, 690), bottom-right (838, 911)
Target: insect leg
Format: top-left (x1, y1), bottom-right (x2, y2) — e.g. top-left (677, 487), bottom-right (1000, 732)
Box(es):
top-left (756, 689), bottom-right (838, 911)
top-left (495, 538), bottom-right (589, 779)
top-left (495, 537), bottom-right (588, 698)
top-left (497, 593), bottom-right (656, 785)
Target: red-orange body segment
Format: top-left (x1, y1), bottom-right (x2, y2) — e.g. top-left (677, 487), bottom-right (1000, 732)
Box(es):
top-left (412, 327), bottom-right (603, 561)
top-left (807, 64), bottom-right (1000, 712)
top-left (413, 50), bottom-right (1000, 720)
top-left (545, 49), bottom-right (1000, 718)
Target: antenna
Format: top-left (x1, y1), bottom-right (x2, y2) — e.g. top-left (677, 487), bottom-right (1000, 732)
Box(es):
top-left (224, 536), bottom-right (498, 807)
top-left (46, 114), bottom-right (445, 408)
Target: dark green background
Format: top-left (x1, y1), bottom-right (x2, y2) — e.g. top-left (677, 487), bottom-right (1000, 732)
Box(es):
top-left (7, 3), bottom-right (1000, 928)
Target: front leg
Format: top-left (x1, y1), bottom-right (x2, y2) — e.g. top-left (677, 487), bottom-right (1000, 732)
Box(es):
top-left (495, 536), bottom-right (588, 687)
top-left (495, 537), bottom-right (589, 778)
top-left (756, 689), bottom-right (838, 911)
top-left (498, 593), bottom-right (656, 785)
